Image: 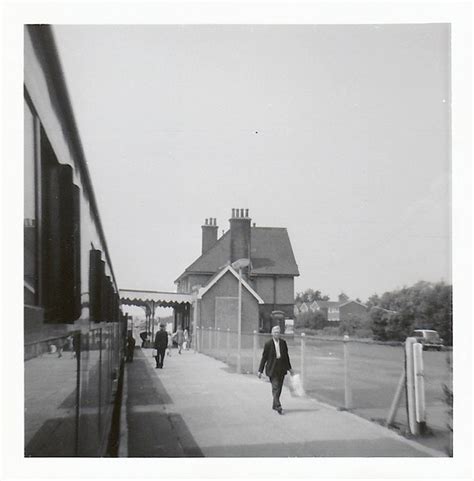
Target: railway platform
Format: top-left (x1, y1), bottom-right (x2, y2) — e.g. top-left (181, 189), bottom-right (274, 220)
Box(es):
top-left (120, 347), bottom-right (446, 458)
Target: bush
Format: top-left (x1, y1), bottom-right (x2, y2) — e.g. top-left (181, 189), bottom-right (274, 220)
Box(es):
top-left (338, 315), bottom-right (371, 337)
top-left (353, 328), bottom-right (373, 339)
top-left (295, 311), bottom-right (327, 330)
top-left (320, 326), bottom-right (340, 337)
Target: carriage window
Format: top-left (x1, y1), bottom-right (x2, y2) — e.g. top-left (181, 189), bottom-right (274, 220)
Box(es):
top-left (24, 100), bottom-right (38, 305)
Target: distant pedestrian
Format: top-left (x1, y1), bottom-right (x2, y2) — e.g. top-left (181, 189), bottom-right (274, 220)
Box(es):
top-left (126, 332), bottom-right (136, 362)
top-left (173, 327), bottom-right (185, 354)
top-left (57, 338), bottom-right (63, 358)
top-left (154, 324), bottom-right (168, 368)
top-left (183, 328), bottom-right (189, 350)
top-left (258, 325), bottom-right (293, 415)
top-left (140, 331), bottom-right (148, 348)
top-left (167, 331), bottom-right (172, 356)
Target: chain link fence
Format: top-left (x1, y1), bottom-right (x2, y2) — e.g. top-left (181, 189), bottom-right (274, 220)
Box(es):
top-left (195, 326), bottom-right (452, 443)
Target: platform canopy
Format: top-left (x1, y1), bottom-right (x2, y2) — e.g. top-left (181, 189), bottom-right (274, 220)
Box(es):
top-left (120, 289), bottom-right (193, 308)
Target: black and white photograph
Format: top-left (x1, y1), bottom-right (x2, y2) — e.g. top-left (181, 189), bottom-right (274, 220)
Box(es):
top-left (1, 1), bottom-right (472, 479)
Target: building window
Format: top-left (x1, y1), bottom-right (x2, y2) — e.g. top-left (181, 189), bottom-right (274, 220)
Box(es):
top-left (24, 99), bottom-right (38, 305)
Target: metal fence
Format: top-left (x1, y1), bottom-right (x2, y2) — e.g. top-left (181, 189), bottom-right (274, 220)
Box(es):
top-left (195, 326), bottom-right (452, 439)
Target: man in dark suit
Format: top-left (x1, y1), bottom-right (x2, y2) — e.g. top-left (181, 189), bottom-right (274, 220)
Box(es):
top-left (258, 325), bottom-right (293, 414)
top-left (154, 324), bottom-right (169, 369)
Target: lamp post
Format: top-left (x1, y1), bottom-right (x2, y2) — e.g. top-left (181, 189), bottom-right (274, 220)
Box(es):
top-left (231, 258), bottom-right (250, 374)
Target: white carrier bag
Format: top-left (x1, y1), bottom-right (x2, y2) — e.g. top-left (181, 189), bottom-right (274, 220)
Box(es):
top-left (289, 373), bottom-right (305, 397)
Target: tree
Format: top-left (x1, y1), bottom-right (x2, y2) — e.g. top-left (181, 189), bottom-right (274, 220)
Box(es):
top-left (367, 281), bottom-right (452, 344)
top-left (295, 288), bottom-right (330, 303)
top-left (338, 292), bottom-right (349, 303)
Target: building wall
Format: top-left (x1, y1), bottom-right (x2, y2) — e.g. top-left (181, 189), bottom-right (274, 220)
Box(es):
top-left (339, 302), bottom-right (368, 322)
top-left (275, 277), bottom-right (294, 304)
top-left (199, 271), bottom-right (259, 333)
top-left (253, 276), bottom-right (294, 305)
top-left (177, 273), bottom-right (213, 293)
top-left (327, 307), bottom-right (340, 322)
top-left (254, 277), bottom-right (274, 303)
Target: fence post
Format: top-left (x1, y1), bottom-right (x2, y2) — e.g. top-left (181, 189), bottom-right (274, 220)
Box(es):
top-left (195, 326), bottom-right (200, 353)
top-left (343, 334), bottom-right (352, 410)
top-left (405, 337), bottom-right (419, 435)
top-left (413, 341), bottom-right (426, 432)
top-left (252, 330), bottom-right (258, 373)
top-left (216, 327), bottom-right (220, 353)
top-left (226, 328), bottom-right (230, 364)
top-left (386, 369), bottom-right (406, 426)
top-left (208, 326), bottom-right (213, 352)
top-left (300, 333), bottom-right (306, 388)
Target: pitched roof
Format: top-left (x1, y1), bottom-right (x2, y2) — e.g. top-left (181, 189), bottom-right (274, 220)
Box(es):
top-left (197, 265), bottom-right (264, 304)
top-left (339, 300), bottom-right (368, 309)
top-left (314, 300), bottom-right (341, 309)
top-left (175, 226), bottom-right (299, 283)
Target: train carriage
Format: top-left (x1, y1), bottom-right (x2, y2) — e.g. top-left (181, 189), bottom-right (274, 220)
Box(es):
top-left (24, 25), bottom-right (125, 457)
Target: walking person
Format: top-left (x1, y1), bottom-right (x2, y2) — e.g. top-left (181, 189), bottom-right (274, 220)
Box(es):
top-left (183, 328), bottom-right (189, 350)
top-left (257, 325), bottom-right (293, 414)
top-left (173, 327), bottom-right (185, 354)
top-left (154, 324), bottom-right (168, 369)
top-left (126, 332), bottom-right (136, 362)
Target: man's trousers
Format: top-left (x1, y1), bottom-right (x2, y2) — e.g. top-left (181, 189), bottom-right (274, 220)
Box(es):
top-left (270, 374), bottom-right (285, 409)
top-left (155, 348), bottom-right (166, 368)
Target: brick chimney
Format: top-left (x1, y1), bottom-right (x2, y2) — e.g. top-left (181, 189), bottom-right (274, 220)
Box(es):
top-left (201, 217), bottom-right (218, 254)
top-left (229, 208), bottom-right (251, 264)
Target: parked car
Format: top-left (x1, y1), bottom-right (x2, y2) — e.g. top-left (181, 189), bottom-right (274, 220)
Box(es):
top-left (412, 329), bottom-right (444, 350)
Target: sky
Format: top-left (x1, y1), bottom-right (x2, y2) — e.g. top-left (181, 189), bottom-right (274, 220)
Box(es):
top-left (53, 24), bottom-right (451, 306)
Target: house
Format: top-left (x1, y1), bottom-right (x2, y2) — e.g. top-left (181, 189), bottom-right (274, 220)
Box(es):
top-left (175, 208), bottom-right (299, 333)
top-left (294, 295), bottom-right (368, 323)
top-left (339, 300), bottom-right (369, 322)
top-left (312, 301), bottom-right (343, 321)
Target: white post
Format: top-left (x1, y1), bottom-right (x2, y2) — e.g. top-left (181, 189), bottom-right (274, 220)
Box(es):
top-left (208, 326), bottom-right (212, 351)
top-left (226, 328), bottom-right (230, 364)
top-left (252, 330), bottom-right (258, 373)
top-left (386, 369), bottom-right (406, 426)
top-left (405, 337), bottom-right (419, 435)
top-left (237, 267), bottom-right (242, 374)
top-left (343, 335), bottom-right (352, 410)
top-left (300, 333), bottom-right (306, 388)
top-left (193, 297), bottom-right (198, 353)
top-left (216, 327), bottom-right (220, 352)
top-left (413, 342), bottom-right (426, 429)
top-left (195, 326), bottom-right (200, 353)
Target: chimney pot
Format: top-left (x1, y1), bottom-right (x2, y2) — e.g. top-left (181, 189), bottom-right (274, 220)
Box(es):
top-left (245, 208), bottom-right (249, 217)
top-left (232, 208), bottom-right (235, 218)
top-left (201, 216), bottom-right (218, 254)
top-left (240, 208), bottom-right (244, 218)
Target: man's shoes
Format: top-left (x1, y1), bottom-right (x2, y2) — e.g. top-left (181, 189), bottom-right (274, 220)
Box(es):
top-left (276, 407), bottom-right (283, 415)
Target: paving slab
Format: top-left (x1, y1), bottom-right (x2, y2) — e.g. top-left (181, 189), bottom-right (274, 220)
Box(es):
top-left (123, 348), bottom-right (446, 457)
